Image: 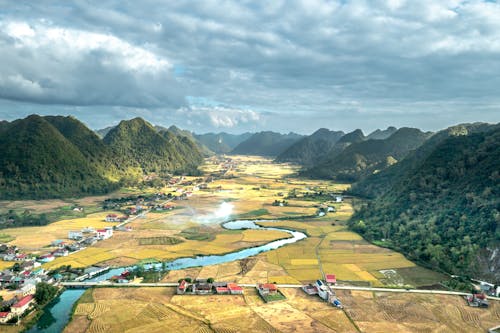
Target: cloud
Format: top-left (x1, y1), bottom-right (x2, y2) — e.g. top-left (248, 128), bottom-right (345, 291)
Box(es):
top-left (0, 0), bottom-right (499, 133)
top-left (0, 19), bottom-right (184, 108)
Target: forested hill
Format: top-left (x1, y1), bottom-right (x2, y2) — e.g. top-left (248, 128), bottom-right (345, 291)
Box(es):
top-left (275, 128), bottom-right (345, 166)
top-left (103, 118), bottom-right (203, 175)
top-left (0, 115), bottom-right (115, 199)
top-left (304, 128), bottom-right (431, 181)
top-left (0, 115), bottom-right (204, 199)
top-left (230, 131), bottom-right (304, 156)
top-left (350, 125), bottom-right (500, 282)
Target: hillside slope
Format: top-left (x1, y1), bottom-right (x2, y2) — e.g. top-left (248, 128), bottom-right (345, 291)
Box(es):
top-left (104, 118), bottom-right (203, 176)
top-left (305, 128), bottom-right (430, 181)
top-left (0, 115), bottom-right (116, 199)
top-left (275, 128), bottom-right (344, 166)
top-left (231, 131), bottom-right (304, 156)
top-left (350, 126), bottom-right (500, 282)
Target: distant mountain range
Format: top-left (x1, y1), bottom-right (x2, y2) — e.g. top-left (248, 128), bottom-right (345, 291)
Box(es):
top-left (275, 128), bottom-right (345, 166)
top-left (194, 132), bottom-right (253, 154)
top-left (0, 115), bottom-right (203, 199)
top-left (303, 127), bottom-right (432, 181)
top-left (230, 131), bottom-right (304, 156)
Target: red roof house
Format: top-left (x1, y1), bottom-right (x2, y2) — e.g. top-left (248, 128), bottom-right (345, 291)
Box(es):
top-left (227, 283), bottom-right (244, 295)
top-left (11, 295), bottom-right (34, 315)
top-left (325, 274), bottom-right (337, 284)
top-left (216, 286), bottom-right (229, 294)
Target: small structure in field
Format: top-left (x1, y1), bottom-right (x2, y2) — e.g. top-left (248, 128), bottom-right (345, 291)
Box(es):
top-left (325, 274), bottom-right (337, 285)
top-left (301, 284), bottom-right (318, 295)
top-left (465, 293), bottom-right (489, 308)
top-left (257, 283), bottom-right (286, 302)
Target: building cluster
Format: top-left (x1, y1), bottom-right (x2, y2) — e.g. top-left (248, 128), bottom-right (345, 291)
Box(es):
top-left (0, 252), bottom-right (62, 324)
top-left (176, 279), bottom-right (243, 295)
top-left (301, 274), bottom-right (343, 308)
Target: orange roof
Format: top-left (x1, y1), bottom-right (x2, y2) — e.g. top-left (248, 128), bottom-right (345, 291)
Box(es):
top-left (0, 312), bottom-right (10, 318)
top-left (260, 283), bottom-right (277, 291)
top-left (326, 274), bottom-right (336, 282)
top-left (227, 283), bottom-right (243, 291)
top-left (13, 295), bottom-right (34, 308)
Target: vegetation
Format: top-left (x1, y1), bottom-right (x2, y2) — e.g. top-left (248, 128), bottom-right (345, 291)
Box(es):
top-left (34, 282), bottom-right (59, 305)
top-left (304, 127), bottom-right (431, 181)
top-left (350, 126), bottom-right (500, 282)
top-left (231, 131), bottom-right (304, 156)
top-left (0, 115), bottom-right (205, 199)
top-left (275, 128), bottom-right (345, 166)
top-left (138, 236), bottom-right (184, 245)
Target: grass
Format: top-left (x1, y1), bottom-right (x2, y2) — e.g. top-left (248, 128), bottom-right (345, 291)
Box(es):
top-left (0, 232), bottom-right (14, 242)
top-left (260, 290), bottom-right (287, 303)
top-left (138, 236), bottom-right (184, 246)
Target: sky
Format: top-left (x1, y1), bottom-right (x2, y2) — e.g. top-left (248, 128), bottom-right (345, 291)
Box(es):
top-left (1, 0), bottom-right (499, 134)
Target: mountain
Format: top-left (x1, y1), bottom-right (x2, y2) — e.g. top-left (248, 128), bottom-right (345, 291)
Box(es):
top-left (366, 126), bottom-right (398, 140)
top-left (161, 126), bottom-right (213, 157)
top-left (0, 115), bottom-right (116, 199)
top-left (351, 123), bottom-right (496, 198)
top-left (194, 132), bottom-right (253, 154)
top-left (275, 128), bottom-right (345, 166)
top-left (350, 125), bottom-right (500, 282)
top-left (95, 125), bottom-right (115, 138)
top-left (230, 131), bottom-right (304, 156)
top-left (304, 128), bottom-right (431, 181)
top-left (104, 118), bottom-right (203, 175)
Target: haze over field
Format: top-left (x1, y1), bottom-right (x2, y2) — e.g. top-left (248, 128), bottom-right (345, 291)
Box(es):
top-left (1, 1), bottom-right (500, 133)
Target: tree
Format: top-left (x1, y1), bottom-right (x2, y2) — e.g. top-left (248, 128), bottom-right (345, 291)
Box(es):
top-left (35, 282), bottom-right (58, 305)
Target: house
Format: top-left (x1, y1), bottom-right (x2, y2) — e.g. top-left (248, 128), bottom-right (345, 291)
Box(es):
top-left (20, 261), bottom-right (35, 272)
top-left (53, 249), bottom-right (69, 257)
top-left (227, 283), bottom-right (243, 295)
top-left (68, 231), bottom-right (83, 240)
top-left (177, 279), bottom-right (188, 294)
top-left (257, 283), bottom-right (278, 297)
top-left (96, 228), bottom-right (113, 240)
top-left (193, 282), bottom-right (212, 294)
top-left (51, 239), bottom-right (66, 247)
top-left (11, 295), bottom-right (35, 316)
top-left (17, 283), bottom-right (36, 297)
top-left (38, 254), bottom-right (55, 263)
top-left (105, 214), bottom-right (120, 222)
top-left (2, 254), bottom-right (15, 261)
top-left (14, 254), bottom-right (28, 262)
top-left (215, 286), bottom-right (229, 294)
top-left (0, 311), bottom-right (13, 324)
top-left (335, 196), bottom-right (343, 203)
top-left (31, 268), bottom-right (45, 276)
top-left (325, 274), bottom-right (337, 285)
top-left (81, 227), bottom-right (95, 233)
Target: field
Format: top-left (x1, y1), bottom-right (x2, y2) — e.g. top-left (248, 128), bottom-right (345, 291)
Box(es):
top-left (65, 287), bottom-right (500, 333)
top-left (2, 155), bottom-right (446, 288)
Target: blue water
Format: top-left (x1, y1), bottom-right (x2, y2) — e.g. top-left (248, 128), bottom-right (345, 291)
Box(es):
top-left (28, 220), bottom-right (307, 332)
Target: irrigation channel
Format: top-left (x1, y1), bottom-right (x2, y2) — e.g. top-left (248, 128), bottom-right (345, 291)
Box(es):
top-left (27, 220), bottom-right (307, 332)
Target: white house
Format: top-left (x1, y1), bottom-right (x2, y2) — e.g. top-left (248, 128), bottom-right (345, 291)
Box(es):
top-left (17, 283), bottom-right (36, 297)
top-left (11, 295), bottom-right (35, 316)
top-left (68, 231), bottom-right (83, 240)
top-left (96, 228), bottom-right (113, 240)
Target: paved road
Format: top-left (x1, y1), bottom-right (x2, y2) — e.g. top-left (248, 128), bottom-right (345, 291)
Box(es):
top-left (60, 282), bottom-right (500, 301)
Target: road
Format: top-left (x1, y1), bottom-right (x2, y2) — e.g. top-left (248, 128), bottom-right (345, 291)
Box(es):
top-left (60, 281), bottom-right (500, 300)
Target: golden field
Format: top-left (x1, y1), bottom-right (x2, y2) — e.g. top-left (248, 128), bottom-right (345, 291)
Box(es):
top-left (65, 287), bottom-right (500, 333)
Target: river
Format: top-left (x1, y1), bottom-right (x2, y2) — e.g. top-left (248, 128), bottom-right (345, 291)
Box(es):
top-left (27, 220), bottom-right (307, 332)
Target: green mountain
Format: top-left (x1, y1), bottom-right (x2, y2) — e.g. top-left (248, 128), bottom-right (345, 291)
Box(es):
top-left (0, 115), bottom-right (116, 199)
top-left (163, 126), bottom-right (214, 157)
top-left (366, 126), bottom-right (398, 140)
top-left (350, 125), bottom-right (500, 282)
top-left (194, 132), bottom-right (253, 154)
top-left (275, 128), bottom-right (345, 166)
top-left (230, 131), bottom-right (304, 156)
top-left (104, 118), bottom-right (203, 175)
top-left (304, 128), bottom-right (431, 181)
top-left (351, 123), bottom-right (495, 198)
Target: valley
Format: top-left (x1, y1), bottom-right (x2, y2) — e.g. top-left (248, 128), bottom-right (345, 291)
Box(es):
top-left (1, 155), bottom-right (497, 332)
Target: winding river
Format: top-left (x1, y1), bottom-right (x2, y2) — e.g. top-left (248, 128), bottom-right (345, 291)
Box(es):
top-left (27, 220), bottom-right (307, 332)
